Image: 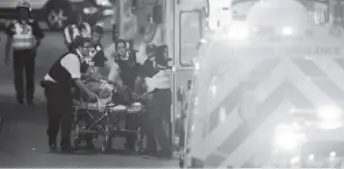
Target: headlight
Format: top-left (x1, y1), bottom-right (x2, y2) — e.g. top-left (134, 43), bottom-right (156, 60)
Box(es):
top-left (83, 7), bottom-right (98, 14)
top-left (273, 124), bottom-right (305, 152)
top-left (95, 0), bottom-right (112, 7)
top-left (282, 26), bottom-right (293, 36)
top-left (228, 22), bottom-right (249, 39)
top-left (317, 105), bottom-right (342, 121)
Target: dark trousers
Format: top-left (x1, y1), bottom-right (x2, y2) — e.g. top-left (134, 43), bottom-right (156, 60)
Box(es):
top-left (125, 113), bottom-right (142, 148)
top-left (13, 49), bottom-right (36, 101)
top-left (144, 89), bottom-right (172, 152)
top-left (44, 84), bottom-right (73, 146)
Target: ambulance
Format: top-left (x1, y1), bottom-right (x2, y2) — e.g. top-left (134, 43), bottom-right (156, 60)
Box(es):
top-left (181, 0), bottom-right (344, 168)
top-left (114, 0), bottom-right (208, 154)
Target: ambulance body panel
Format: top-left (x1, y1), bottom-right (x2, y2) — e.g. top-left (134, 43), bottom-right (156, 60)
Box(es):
top-left (185, 0), bottom-right (344, 167)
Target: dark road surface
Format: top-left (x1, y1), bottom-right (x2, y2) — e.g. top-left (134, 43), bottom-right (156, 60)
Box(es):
top-left (0, 32), bottom-right (178, 167)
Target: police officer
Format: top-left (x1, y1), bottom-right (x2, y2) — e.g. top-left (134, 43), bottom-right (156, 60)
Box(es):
top-left (63, 11), bottom-right (91, 51)
top-left (136, 45), bottom-right (172, 158)
top-left (82, 24), bottom-right (108, 149)
top-left (42, 37), bottom-right (98, 152)
top-left (4, 0), bottom-right (44, 105)
top-left (106, 39), bottom-right (141, 151)
top-left (85, 24), bottom-right (108, 77)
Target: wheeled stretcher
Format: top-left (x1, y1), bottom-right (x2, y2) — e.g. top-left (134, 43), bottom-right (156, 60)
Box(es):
top-left (71, 79), bottom-right (146, 153)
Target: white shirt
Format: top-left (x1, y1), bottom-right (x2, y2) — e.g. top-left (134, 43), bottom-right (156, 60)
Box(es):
top-left (104, 43), bottom-right (116, 65)
top-left (44, 50), bottom-right (83, 82)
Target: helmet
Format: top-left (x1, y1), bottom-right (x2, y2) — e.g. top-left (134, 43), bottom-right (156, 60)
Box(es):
top-left (16, 0), bottom-right (31, 10)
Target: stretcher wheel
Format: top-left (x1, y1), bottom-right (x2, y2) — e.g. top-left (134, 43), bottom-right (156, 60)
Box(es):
top-left (101, 134), bottom-right (111, 153)
top-left (134, 127), bottom-right (145, 153)
top-left (179, 155), bottom-right (185, 168)
top-left (71, 121), bottom-right (82, 150)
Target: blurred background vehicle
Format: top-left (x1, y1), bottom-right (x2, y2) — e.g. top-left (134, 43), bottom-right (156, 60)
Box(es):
top-left (0, 0), bottom-right (115, 30)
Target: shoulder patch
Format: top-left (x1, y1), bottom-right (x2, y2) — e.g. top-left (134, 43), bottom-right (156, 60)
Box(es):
top-left (96, 45), bottom-right (102, 51)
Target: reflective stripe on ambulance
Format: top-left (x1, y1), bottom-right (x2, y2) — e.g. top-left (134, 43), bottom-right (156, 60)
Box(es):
top-left (188, 45), bottom-right (344, 168)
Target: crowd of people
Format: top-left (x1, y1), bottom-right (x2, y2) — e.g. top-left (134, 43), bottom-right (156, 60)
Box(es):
top-left (3, 0), bottom-right (173, 159)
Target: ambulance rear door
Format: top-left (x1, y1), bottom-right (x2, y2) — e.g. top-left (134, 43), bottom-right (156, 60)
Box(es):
top-left (170, 3), bottom-right (205, 149)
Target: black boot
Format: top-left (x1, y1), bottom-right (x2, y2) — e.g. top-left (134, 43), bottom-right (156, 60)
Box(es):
top-left (48, 136), bottom-right (57, 152)
top-left (60, 142), bottom-right (74, 152)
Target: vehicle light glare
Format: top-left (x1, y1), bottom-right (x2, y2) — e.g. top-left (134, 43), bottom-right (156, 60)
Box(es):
top-left (95, 0), bottom-right (112, 7)
top-left (330, 151), bottom-right (336, 158)
top-left (317, 105), bottom-right (342, 121)
top-left (282, 27), bottom-right (293, 36)
top-left (290, 156), bottom-right (300, 164)
top-left (273, 124), bottom-right (298, 151)
top-left (308, 154), bottom-right (315, 161)
top-left (83, 7), bottom-right (98, 14)
top-left (274, 132), bottom-right (298, 151)
top-left (273, 124), bottom-right (306, 152)
top-left (228, 22), bottom-right (249, 39)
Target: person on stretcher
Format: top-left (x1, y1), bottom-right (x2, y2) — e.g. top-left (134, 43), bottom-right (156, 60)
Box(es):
top-left (74, 24), bottom-right (114, 102)
top-left (72, 25), bottom-right (112, 150)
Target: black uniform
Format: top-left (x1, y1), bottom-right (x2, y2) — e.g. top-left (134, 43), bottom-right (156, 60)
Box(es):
top-left (114, 52), bottom-right (141, 150)
top-left (139, 58), bottom-right (172, 157)
top-left (90, 44), bottom-right (107, 67)
top-left (5, 19), bottom-right (44, 103)
top-left (42, 51), bottom-right (88, 151)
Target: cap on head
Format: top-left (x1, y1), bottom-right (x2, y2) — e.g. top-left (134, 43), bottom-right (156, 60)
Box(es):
top-left (17, 0), bottom-right (30, 10)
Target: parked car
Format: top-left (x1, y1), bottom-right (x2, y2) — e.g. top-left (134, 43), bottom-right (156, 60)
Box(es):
top-left (0, 0), bottom-right (115, 30)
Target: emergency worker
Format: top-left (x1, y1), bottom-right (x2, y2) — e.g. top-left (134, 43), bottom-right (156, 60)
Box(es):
top-left (107, 39), bottom-right (141, 151)
top-left (4, 0), bottom-right (44, 105)
top-left (63, 11), bottom-right (91, 51)
top-left (136, 45), bottom-right (172, 158)
top-left (41, 37), bottom-right (98, 152)
top-left (81, 24), bottom-right (108, 149)
top-left (84, 24), bottom-right (108, 78)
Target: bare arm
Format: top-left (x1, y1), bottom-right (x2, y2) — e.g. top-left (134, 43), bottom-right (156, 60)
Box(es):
top-left (74, 78), bottom-right (96, 98)
top-left (107, 62), bottom-right (123, 86)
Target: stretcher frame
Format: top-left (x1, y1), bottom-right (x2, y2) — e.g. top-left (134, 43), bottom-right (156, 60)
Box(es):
top-left (71, 81), bottom-right (147, 153)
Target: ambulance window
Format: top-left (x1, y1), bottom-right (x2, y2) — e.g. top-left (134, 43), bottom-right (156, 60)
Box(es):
top-left (179, 10), bottom-right (203, 67)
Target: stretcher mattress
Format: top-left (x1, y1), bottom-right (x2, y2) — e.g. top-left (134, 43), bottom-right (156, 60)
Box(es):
top-left (73, 101), bottom-right (144, 114)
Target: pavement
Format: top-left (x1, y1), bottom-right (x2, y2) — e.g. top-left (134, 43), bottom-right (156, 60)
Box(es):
top-left (0, 31), bottom-right (178, 167)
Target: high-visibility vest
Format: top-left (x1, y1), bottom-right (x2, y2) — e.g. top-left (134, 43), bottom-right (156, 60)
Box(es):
top-left (64, 22), bottom-right (91, 44)
top-left (12, 20), bottom-right (36, 50)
